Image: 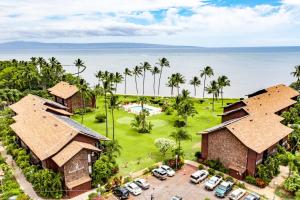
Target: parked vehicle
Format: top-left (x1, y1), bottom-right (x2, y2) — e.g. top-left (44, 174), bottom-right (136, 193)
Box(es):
top-left (134, 178), bottom-right (150, 190)
top-left (244, 193), bottom-right (260, 200)
top-left (190, 170), bottom-right (209, 184)
top-left (161, 165), bottom-right (176, 176)
top-left (205, 175), bottom-right (223, 190)
top-left (124, 182), bottom-right (142, 196)
top-left (113, 186), bottom-right (130, 199)
top-left (152, 168), bottom-right (167, 180)
top-left (171, 196), bottom-right (183, 200)
top-left (229, 188), bottom-right (246, 200)
top-left (215, 180), bottom-right (234, 198)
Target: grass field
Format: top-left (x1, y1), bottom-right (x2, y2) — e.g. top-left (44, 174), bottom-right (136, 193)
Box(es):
top-left (72, 95), bottom-right (237, 175)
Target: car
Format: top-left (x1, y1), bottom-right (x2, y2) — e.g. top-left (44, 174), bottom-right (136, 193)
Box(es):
top-left (204, 175), bottom-right (223, 190)
top-left (190, 170), bottom-right (209, 184)
top-left (215, 180), bottom-right (234, 198)
top-left (113, 186), bottom-right (130, 200)
top-left (152, 168), bottom-right (167, 180)
top-left (229, 188), bottom-right (246, 200)
top-left (160, 165), bottom-right (176, 176)
top-left (124, 182), bottom-right (142, 196)
top-left (171, 196), bottom-right (183, 200)
top-left (134, 178), bottom-right (150, 190)
top-left (244, 193), bottom-right (260, 200)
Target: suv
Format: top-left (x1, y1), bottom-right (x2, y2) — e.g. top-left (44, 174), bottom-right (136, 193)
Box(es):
top-left (152, 168), bottom-right (167, 180)
top-left (113, 186), bottom-right (130, 199)
top-left (134, 178), bottom-right (150, 190)
top-left (160, 165), bottom-right (175, 176)
top-left (205, 175), bottom-right (222, 190)
top-left (190, 170), bottom-right (209, 184)
top-left (124, 182), bottom-right (142, 196)
top-left (229, 188), bottom-right (246, 200)
top-left (215, 180), bottom-right (234, 198)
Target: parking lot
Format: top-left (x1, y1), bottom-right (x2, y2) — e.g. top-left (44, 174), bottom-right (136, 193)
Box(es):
top-left (110, 164), bottom-right (224, 200)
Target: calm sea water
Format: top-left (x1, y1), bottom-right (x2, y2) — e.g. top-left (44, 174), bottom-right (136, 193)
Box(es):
top-left (0, 48), bottom-right (299, 98)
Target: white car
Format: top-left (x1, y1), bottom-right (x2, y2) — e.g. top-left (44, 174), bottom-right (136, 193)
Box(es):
top-left (204, 175), bottom-right (222, 190)
top-left (160, 165), bottom-right (175, 177)
top-left (124, 182), bottom-right (142, 196)
top-left (190, 170), bottom-right (209, 184)
top-left (134, 178), bottom-right (150, 190)
top-left (229, 188), bottom-right (246, 200)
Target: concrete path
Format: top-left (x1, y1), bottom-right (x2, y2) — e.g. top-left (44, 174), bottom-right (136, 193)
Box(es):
top-left (0, 143), bottom-right (43, 200)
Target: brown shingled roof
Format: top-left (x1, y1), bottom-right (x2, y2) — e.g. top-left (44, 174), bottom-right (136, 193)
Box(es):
top-left (201, 84), bottom-right (299, 153)
top-left (48, 81), bottom-right (79, 99)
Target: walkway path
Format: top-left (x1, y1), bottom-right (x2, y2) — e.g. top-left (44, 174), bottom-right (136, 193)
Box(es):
top-left (0, 143), bottom-right (43, 200)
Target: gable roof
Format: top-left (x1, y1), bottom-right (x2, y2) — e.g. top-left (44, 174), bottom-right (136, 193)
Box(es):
top-left (48, 81), bottom-right (79, 99)
top-left (201, 84), bottom-right (299, 153)
top-left (9, 94), bottom-right (107, 161)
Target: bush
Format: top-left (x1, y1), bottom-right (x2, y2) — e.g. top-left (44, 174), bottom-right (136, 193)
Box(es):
top-left (225, 176), bottom-right (234, 182)
top-left (199, 99), bottom-right (205, 104)
top-left (256, 178), bottom-right (268, 188)
top-left (148, 164), bottom-right (159, 172)
top-left (208, 168), bottom-right (215, 175)
top-left (123, 176), bottom-right (132, 184)
top-left (165, 107), bottom-right (173, 115)
top-left (173, 120), bottom-right (186, 128)
top-left (216, 172), bottom-right (224, 179)
top-left (245, 176), bottom-right (256, 185)
top-left (195, 151), bottom-right (202, 159)
top-left (204, 159), bottom-right (229, 173)
top-left (198, 164), bottom-right (205, 170)
top-left (235, 181), bottom-right (246, 189)
top-left (95, 113), bottom-right (106, 123)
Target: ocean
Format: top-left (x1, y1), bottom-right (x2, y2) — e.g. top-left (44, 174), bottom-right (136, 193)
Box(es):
top-left (0, 47), bottom-right (299, 98)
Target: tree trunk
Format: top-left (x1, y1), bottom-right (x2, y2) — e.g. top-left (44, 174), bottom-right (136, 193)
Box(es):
top-left (143, 70), bottom-right (146, 95)
top-left (221, 88), bottom-right (224, 106)
top-left (104, 92), bottom-right (108, 137)
top-left (171, 86), bottom-right (174, 96)
top-left (124, 74), bottom-right (127, 94)
top-left (158, 67), bottom-right (163, 96)
top-left (81, 93), bottom-right (85, 124)
top-left (212, 95), bottom-right (215, 111)
top-left (153, 74), bottom-right (156, 97)
top-left (177, 86), bottom-right (180, 96)
top-left (112, 107), bottom-right (115, 140)
top-left (115, 82), bottom-right (117, 94)
top-left (203, 75), bottom-right (206, 99)
top-left (194, 85), bottom-right (196, 97)
top-left (135, 75), bottom-right (138, 94)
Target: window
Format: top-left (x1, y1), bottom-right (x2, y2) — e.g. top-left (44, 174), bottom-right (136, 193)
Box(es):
top-left (88, 154), bottom-right (91, 163)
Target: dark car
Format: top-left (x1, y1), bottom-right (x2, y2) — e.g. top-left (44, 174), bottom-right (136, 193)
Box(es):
top-left (113, 187), bottom-right (130, 199)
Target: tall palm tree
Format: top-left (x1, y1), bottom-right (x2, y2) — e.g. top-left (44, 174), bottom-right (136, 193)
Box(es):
top-left (189, 76), bottom-right (201, 97)
top-left (123, 68), bottom-right (132, 94)
top-left (157, 57), bottom-right (170, 96)
top-left (104, 140), bottom-right (122, 160)
top-left (217, 75), bottom-right (231, 106)
top-left (74, 58), bottom-right (86, 80)
top-left (109, 95), bottom-right (120, 140)
top-left (95, 70), bottom-right (103, 86)
top-left (205, 80), bottom-right (219, 111)
top-left (114, 72), bottom-right (123, 94)
top-left (78, 79), bottom-right (91, 124)
top-left (291, 65), bottom-right (300, 81)
top-left (170, 128), bottom-right (192, 151)
top-left (174, 73), bottom-right (185, 95)
top-left (140, 62), bottom-right (152, 95)
top-left (132, 66), bottom-right (142, 95)
top-left (166, 74), bottom-right (177, 96)
top-left (200, 66), bottom-right (214, 99)
top-left (178, 100), bottom-right (197, 126)
top-left (151, 66), bottom-right (160, 96)
top-left (102, 80), bottom-right (113, 137)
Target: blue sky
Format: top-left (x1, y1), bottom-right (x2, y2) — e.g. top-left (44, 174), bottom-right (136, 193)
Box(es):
top-left (0, 0), bottom-right (300, 47)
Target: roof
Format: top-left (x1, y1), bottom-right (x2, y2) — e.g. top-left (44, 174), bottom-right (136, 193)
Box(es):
top-left (48, 81), bottom-right (79, 99)
top-left (52, 141), bottom-right (101, 167)
top-left (201, 84), bottom-right (299, 153)
top-left (66, 175), bottom-right (91, 189)
top-left (9, 94), bottom-right (107, 162)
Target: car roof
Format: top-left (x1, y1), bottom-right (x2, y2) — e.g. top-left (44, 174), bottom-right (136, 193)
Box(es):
top-left (232, 188), bottom-right (245, 194)
top-left (220, 181), bottom-right (230, 187)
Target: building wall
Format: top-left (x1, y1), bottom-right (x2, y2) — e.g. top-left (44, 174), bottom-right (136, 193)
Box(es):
top-left (246, 149), bottom-right (257, 176)
top-left (224, 102), bottom-right (246, 113)
top-left (222, 109), bottom-right (248, 123)
top-left (66, 181), bottom-right (91, 198)
top-left (205, 128), bottom-right (249, 170)
top-left (65, 92), bottom-right (96, 113)
top-left (74, 134), bottom-right (98, 146)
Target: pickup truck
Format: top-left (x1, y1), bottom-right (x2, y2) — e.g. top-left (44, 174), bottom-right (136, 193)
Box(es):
top-left (215, 180), bottom-right (234, 198)
top-left (205, 175), bottom-right (223, 190)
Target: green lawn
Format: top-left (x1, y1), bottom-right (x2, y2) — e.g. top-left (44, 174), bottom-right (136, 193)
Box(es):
top-left (72, 96), bottom-right (237, 175)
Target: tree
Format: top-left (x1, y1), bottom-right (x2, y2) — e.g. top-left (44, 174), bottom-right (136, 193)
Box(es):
top-left (78, 79), bottom-right (92, 124)
top-left (205, 80), bottom-right (219, 111)
top-left (174, 73), bottom-right (185, 95)
top-left (132, 66), bottom-right (142, 95)
top-left (104, 140), bottom-right (122, 160)
top-left (166, 74), bottom-right (177, 96)
top-left (113, 72), bottom-right (123, 94)
top-left (92, 155), bottom-right (119, 185)
top-left (170, 128), bottom-right (192, 151)
top-left (140, 62), bottom-right (152, 95)
top-left (283, 173), bottom-right (300, 194)
top-left (154, 138), bottom-right (176, 158)
top-left (123, 68), bottom-right (132, 94)
top-left (157, 57), bottom-right (170, 96)
top-left (200, 66), bottom-right (214, 99)
top-left (109, 95), bottom-right (120, 140)
top-left (131, 110), bottom-right (153, 133)
top-left (291, 65), bottom-right (300, 81)
top-left (151, 66), bottom-right (160, 96)
top-left (74, 58), bottom-right (86, 80)
top-left (217, 75), bottom-right (231, 106)
top-left (189, 76), bottom-right (201, 97)
top-left (177, 100), bottom-right (197, 126)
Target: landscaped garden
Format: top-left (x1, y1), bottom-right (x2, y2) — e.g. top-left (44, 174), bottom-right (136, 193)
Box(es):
top-left (72, 95), bottom-right (237, 175)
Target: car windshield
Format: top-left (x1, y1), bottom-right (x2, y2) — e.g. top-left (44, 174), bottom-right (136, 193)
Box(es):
top-left (245, 194), bottom-right (255, 200)
top-left (191, 174), bottom-right (199, 179)
top-left (130, 184), bottom-right (138, 189)
top-left (218, 185), bottom-right (226, 190)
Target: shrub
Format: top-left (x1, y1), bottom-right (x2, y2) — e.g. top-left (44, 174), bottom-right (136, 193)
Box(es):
top-left (123, 176), bottom-right (132, 184)
top-left (195, 151), bottom-right (202, 159)
top-left (95, 113), bottom-right (106, 123)
top-left (204, 159), bottom-right (229, 173)
top-left (216, 172), bottom-right (224, 179)
top-left (225, 176), bottom-right (234, 182)
top-left (235, 181), bottom-right (246, 189)
top-left (198, 164), bottom-right (204, 170)
top-left (173, 120), bottom-right (186, 128)
top-left (199, 99), bottom-right (205, 104)
top-left (245, 176), bottom-right (256, 185)
top-left (256, 178), bottom-right (268, 188)
top-left (208, 168), bottom-right (215, 175)
top-left (165, 107), bottom-right (173, 115)
top-left (148, 164), bottom-right (159, 172)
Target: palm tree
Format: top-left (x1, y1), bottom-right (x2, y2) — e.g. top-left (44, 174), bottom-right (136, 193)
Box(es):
top-left (123, 68), bottom-right (132, 94)
top-left (178, 100), bottom-right (197, 126)
top-left (95, 70), bottom-right (103, 86)
top-left (166, 74), bottom-right (177, 96)
top-left (205, 80), bottom-right (219, 111)
top-left (140, 62), bottom-right (152, 95)
top-left (114, 72), bottom-right (123, 94)
top-left (74, 58), bottom-right (86, 80)
top-left (291, 65), bottom-right (300, 81)
top-left (78, 79), bottom-right (91, 124)
top-left (217, 75), bottom-right (231, 106)
top-left (174, 73), bottom-right (185, 95)
top-left (200, 66), bottom-right (214, 99)
top-left (189, 76), bottom-right (201, 97)
top-left (151, 66), bottom-right (160, 96)
top-left (109, 95), bottom-right (120, 140)
top-left (102, 80), bottom-right (113, 137)
top-left (104, 140), bottom-right (122, 160)
top-left (132, 66), bottom-right (142, 95)
top-left (170, 128), bottom-right (192, 151)
top-left (157, 57), bottom-right (170, 96)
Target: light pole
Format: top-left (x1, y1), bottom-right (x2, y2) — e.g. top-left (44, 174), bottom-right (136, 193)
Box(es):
top-left (97, 184), bottom-right (101, 198)
top-left (273, 181), bottom-right (278, 200)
